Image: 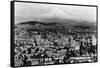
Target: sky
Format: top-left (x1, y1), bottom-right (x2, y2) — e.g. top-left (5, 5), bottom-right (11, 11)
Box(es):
top-left (15, 2), bottom-right (97, 24)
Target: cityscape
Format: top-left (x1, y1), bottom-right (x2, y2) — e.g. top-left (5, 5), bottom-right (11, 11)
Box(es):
top-left (13, 2), bottom-right (97, 67)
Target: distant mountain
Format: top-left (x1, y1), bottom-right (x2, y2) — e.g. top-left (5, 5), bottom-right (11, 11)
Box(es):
top-left (17, 21), bottom-right (61, 26)
top-left (15, 20), bottom-right (96, 32)
top-left (15, 8), bottom-right (96, 32)
top-left (15, 8), bottom-right (96, 25)
top-left (19, 21), bottom-right (46, 25)
top-left (17, 19), bottom-right (95, 26)
top-left (15, 7), bottom-right (96, 33)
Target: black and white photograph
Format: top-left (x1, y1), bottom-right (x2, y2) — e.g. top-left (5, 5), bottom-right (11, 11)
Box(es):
top-left (11, 1), bottom-right (98, 67)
